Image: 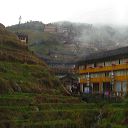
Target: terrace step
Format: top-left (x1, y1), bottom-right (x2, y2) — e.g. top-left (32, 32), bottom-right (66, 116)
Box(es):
top-left (0, 119), bottom-right (79, 128)
top-left (0, 92), bottom-right (98, 128)
top-left (0, 93), bottom-right (82, 106)
top-left (0, 103), bottom-right (97, 112)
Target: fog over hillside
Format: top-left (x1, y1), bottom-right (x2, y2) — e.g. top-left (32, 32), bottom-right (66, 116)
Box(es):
top-left (7, 21), bottom-right (128, 59)
top-left (74, 24), bottom-right (128, 51)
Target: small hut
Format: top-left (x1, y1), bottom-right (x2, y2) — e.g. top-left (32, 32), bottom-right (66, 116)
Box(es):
top-left (16, 32), bottom-right (28, 45)
top-left (60, 73), bottom-right (79, 93)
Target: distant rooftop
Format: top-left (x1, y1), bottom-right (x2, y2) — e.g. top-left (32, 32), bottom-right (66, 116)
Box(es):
top-left (78, 46), bottom-right (128, 64)
top-left (16, 32), bottom-right (28, 37)
top-left (49, 50), bottom-right (77, 56)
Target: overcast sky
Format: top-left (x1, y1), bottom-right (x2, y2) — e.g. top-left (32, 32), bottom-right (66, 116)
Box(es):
top-left (1, 0), bottom-right (128, 26)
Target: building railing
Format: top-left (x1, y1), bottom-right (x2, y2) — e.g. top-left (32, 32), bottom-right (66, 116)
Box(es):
top-left (79, 75), bottom-right (128, 83)
top-left (79, 63), bottom-right (128, 74)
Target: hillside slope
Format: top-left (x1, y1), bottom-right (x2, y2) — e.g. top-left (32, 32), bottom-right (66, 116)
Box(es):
top-left (0, 23), bottom-right (60, 93)
top-left (0, 23), bottom-right (100, 128)
top-left (1, 23), bottom-right (128, 128)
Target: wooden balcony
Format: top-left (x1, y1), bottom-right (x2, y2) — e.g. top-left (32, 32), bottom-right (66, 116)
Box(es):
top-left (79, 63), bottom-right (128, 74)
top-left (80, 77), bottom-right (111, 83)
top-left (80, 75), bottom-right (128, 83)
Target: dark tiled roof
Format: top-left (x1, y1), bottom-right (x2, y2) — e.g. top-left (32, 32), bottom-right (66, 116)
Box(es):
top-left (49, 50), bottom-right (77, 56)
top-left (16, 32), bottom-right (28, 37)
top-left (78, 46), bottom-right (128, 64)
top-left (35, 53), bottom-right (76, 65)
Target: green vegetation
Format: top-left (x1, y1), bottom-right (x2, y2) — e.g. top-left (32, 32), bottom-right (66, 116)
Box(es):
top-left (1, 92), bottom-right (128, 128)
top-left (7, 21), bottom-right (63, 55)
top-left (0, 93), bottom-right (99, 128)
top-left (0, 62), bottom-right (61, 93)
top-left (7, 21), bottom-right (75, 56)
top-left (1, 22), bottom-right (128, 128)
top-left (0, 23), bottom-right (60, 94)
top-left (29, 32), bottom-right (64, 55)
top-left (97, 101), bottom-right (128, 128)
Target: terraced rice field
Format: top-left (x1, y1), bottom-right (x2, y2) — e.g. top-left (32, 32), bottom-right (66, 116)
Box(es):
top-left (1, 93), bottom-right (128, 128)
top-left (0, 93), bottom-right (98, 128)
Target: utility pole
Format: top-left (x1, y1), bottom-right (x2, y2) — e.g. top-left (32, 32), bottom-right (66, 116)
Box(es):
top-left (17, 16), bottom-right (22, 32)
top-left (19, 16), bottom-right (22, 25)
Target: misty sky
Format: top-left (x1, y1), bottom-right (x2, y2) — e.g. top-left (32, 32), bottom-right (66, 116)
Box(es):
top-left (1, 0), bottom-right (128, 26)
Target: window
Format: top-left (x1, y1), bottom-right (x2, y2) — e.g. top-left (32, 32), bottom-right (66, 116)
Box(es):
top-left (122, 81), bottom-right (127, 92)
top-left (94, 63), bottom-right (96, 67)
top-left (86, 64), bottom-right (94, 68)
top-left (80, 75), bottom-right (86, 79)
top-left (114, 71), bottom-right (120, 76)
top-left (119, 59), bottom-right (120, 64)
top-left (105, 72), bottom-right (109, 77)
top-left (122, 81), bottom-right (127, 96)
top-left (116, 82), bottom-right (121, 92)
top-left (105, 61), bottom-right (111, 66)
top-left (85, 74), bottom-right (90, 78)
top-left (84, 87), bottom-right (90, 93)
top-left (114, 70), bottom-right (127, 76)
top-left (90, 73), bottom-right (105, 78)
top-left (120, 59), bottom-right (124, 64)
top-left (93, 83), bottom-right (99, 93)
top-left (79, 65), bottom-right (84, 70)
top-left (97, 62), bottom-right (104, 67)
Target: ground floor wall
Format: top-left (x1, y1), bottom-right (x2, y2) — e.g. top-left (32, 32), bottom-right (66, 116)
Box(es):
top-left (79, 77), bottom-right (128, 96)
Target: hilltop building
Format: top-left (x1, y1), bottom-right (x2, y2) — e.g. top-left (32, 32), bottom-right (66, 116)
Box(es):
top-left (44, 23), bottom-right (57, 33)
top-left (16, 32), bottom-right (28, 45)
top-left (44, 23), bottom-right (70, 35)
top-left (77, 46), bottom-right (128, 96)
top-left (57, 26), bottom-right (69, 36)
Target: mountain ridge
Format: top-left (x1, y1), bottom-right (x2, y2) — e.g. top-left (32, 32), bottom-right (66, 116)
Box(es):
top-left (7, 21), bottom-right (128, 60)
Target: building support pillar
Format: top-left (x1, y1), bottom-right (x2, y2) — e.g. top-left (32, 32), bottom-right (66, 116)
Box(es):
top-left (91, 83), bottom-right (93, 94)
top-left (99, 82), bottom-right (103, 94)
top-left (126, 81), bottom-right (128, 95)
top-left (80, 84), bottom-right (83, 93)
top-left (113, 82), bottom-right (116, 96)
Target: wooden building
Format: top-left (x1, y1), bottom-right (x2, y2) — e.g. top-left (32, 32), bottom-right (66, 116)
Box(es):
top-left (60, 74), bottom-right (78, 93)
top-left (77, 46), bottom-right (128, 96)
top-left (44, 23), bottom-right (57, 33)
top-left (16, 32), bottom-right (28, 45)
